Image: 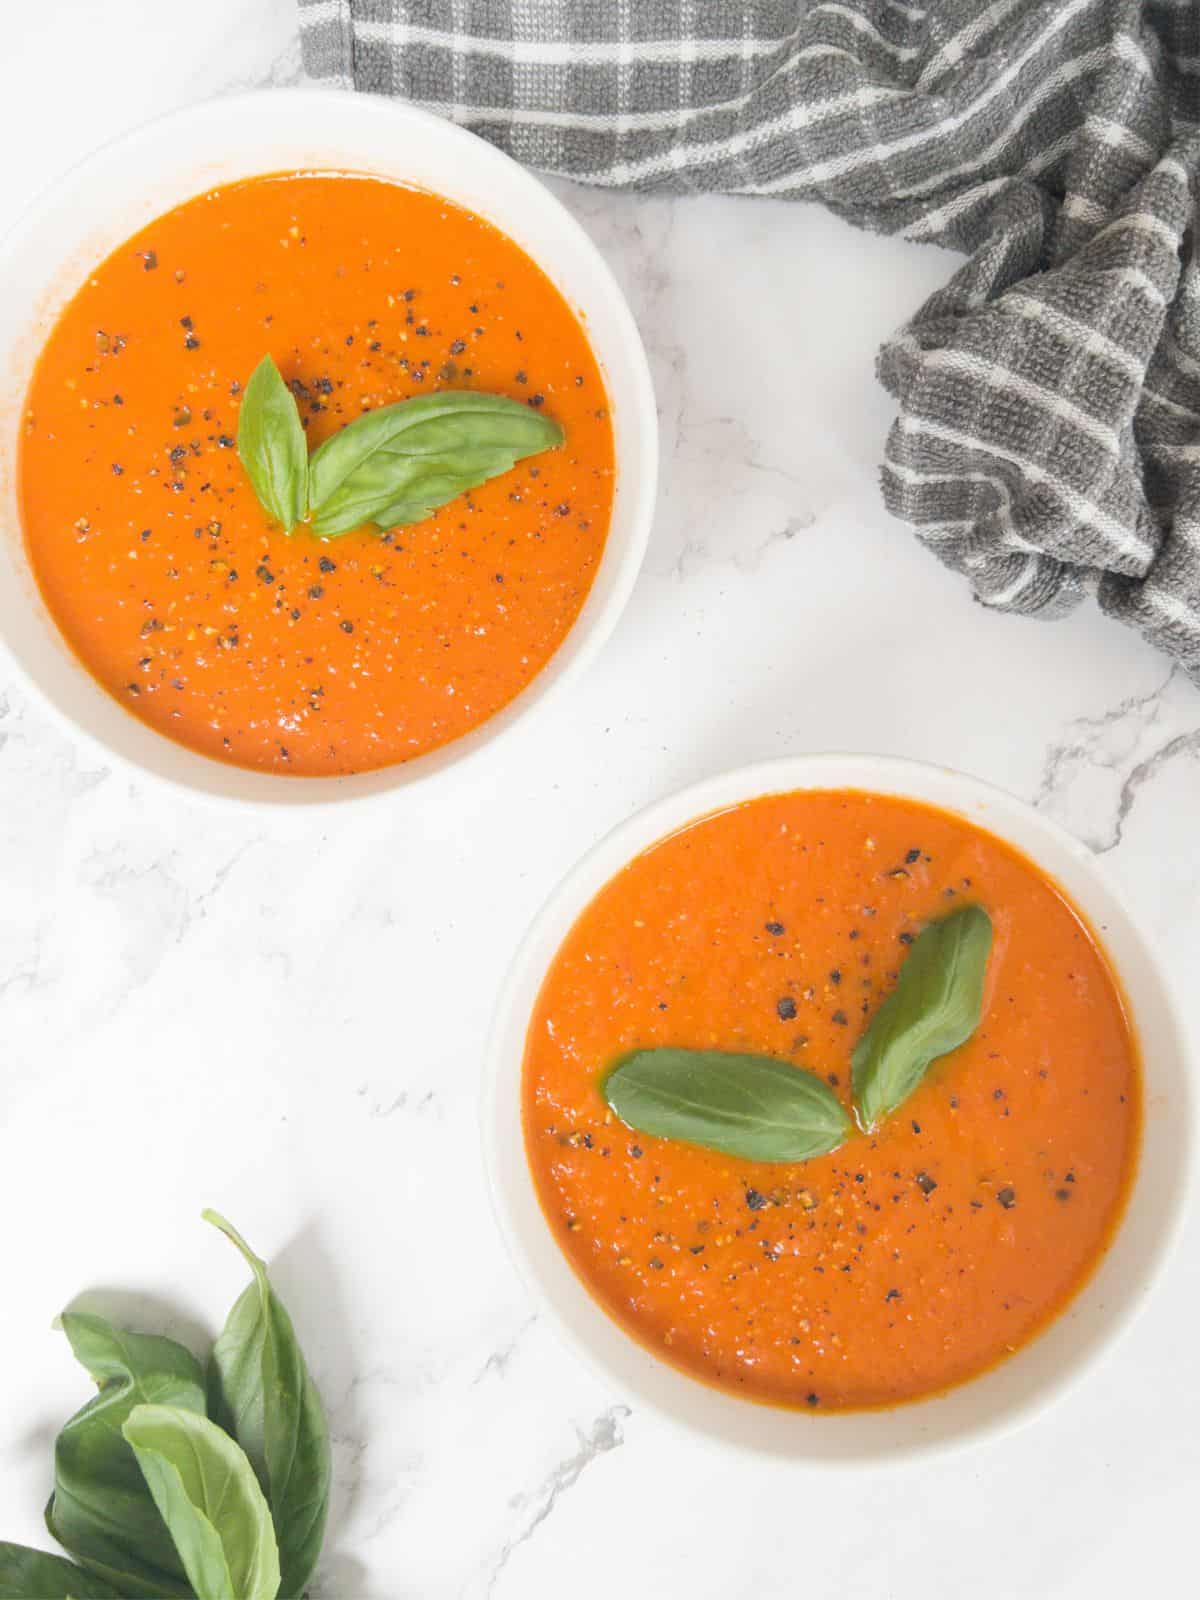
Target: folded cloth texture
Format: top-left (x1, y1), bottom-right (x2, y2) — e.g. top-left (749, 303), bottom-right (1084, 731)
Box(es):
top-left (300, 0), bottom-right (1200, 680)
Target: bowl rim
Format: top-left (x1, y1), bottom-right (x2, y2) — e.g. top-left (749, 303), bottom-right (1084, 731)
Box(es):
top-left (0, 87), bottom-right (658, 809)
top-left (481, 752), bottom-right (1196, 1463)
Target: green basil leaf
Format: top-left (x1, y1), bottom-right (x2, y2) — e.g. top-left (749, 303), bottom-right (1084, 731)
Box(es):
top-left (203, 1212), bottom-right (330, 1600)
top-left (237, 355), bottom-right (307, 532)
top-left (0, 1543), bottom-right (122, 1599)
top-left (306, 391), bottom-right (564, 537)
top-left (46, 1313), bottom-right (205, 1598)
top-left (122, 1405), bottom-right (280, 1600)
top-left (603, 1048), bottom-right (853, 1162)
top-left (852, 904), bottom-right (994, 1133)
top-left (42, 1508), bottom-right (191, 1600)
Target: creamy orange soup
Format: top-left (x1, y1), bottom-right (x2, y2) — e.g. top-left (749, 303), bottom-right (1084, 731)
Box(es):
top-left (523, 790), bottom-right (1140, 1411)
top-left (20, 173), bottom-right (614, 774)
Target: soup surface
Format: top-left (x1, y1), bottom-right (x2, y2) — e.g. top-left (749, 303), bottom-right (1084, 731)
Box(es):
top-left (20, 173), bottom-right (614, 774)
top-left (523, 790), bottom-right (1140, 1411)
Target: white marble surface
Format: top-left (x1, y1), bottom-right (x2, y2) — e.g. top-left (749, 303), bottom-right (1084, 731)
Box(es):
top-left (1, 5), bottom-right (1198, 1597)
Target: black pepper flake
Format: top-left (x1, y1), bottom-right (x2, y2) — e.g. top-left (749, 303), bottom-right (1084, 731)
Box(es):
top-left (899, 931), bottom-right (915, 945)
top-left (831, 1010), bottom-right (848, 1026)
top-left (648, 1257), bottom-right (663, 1271)
top-left (319, 556), bottom-right (336, 573)
top-left (806, 1393), bottom-right (819, 1407)
top-left (141, 250), bottom-right (157, 271)
top-left (554, 502), bottom-right (571, 517)
top-left (745, 1188), bottom-right (767, 1212)
top-left (905, 848), bottom-right (922, 863)
top-left (776, 996), bottom-right (797, 1021)
top-left (689, 1245), bottom-right (704, 1255)
top-left (308, 585), bottom-right (324, 599)
top-left (630, 1144), bottom-right (643, 1159)
top-left (829, 969), bottom-right (842, 984)
top-left (1055, 1188), bottom-right (1072, 1201)
top-left (111, 463), bottom-right (123, 476)
top-left (255, 565), bottom-right (274, 584)
top-left (290, 608), bottom-right (301, 621)
top-left (340, 619), bottom-right (354, 634)
top-left (529, 393), bottom-right (545, 407)
top-left (139, 529), bottom-right (151, 543)
top-left (450, 339), bottom-right (466, 354)
top-left (184, 333), bottom-right (200, 350)
top-left (915, 1171), bottom-right (938, 1196)
top-left (765, 921), bottom-right (784, 936)
top-left (997, 1187), bottom-right (1017, 1209)
top-left (885, 1288), bottom-right (901, 1302)
top-left (911, 1120), bottom-right (921, 1134)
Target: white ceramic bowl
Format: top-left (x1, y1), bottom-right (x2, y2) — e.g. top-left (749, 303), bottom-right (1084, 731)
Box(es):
top-left (0, 90), bottom-right (657, 805)
top-left (484, 754), bottom-right (1194, 1461)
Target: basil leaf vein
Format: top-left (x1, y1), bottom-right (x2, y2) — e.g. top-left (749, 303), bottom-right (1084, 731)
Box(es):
top-left (0, 1542), bottom-right (123, 1599)
top-left (852, 904), bottom-right (994, 1133)
top-left (204, 1211), bottom-right (330, 1600)
top-left (603, 1048), bottom-right (852, 1162)
top-left (306, 391), bottom-right (564, 537)
top-left (236, 356), bottom-right (307, 533)
top-left (45, 1313), bottom-right (204, 1599)
top-left (122, 1405), bottom-right (280, 1600)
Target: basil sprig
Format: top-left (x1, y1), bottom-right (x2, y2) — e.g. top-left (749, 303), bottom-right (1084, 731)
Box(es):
top-left (852, 904), bottom-right (993, 1132)
top-left (1, 1213), bottom-right (331, 1600)
top-left (604, 1049), bottom-right (852, 1162)
top-left (237, 354), bottom-right (564, 538)
top-left (602, 906), bottom-right (993, 1162)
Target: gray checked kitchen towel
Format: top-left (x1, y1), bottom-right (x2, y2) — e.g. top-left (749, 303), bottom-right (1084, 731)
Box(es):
top-left (300, 0), bottom-right (1200, 681)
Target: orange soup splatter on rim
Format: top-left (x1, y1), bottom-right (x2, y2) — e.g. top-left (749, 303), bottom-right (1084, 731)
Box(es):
top-left (19, 173), bottom-right (614, 775)
top-left (522, 790), bottom-right (1140, 1412)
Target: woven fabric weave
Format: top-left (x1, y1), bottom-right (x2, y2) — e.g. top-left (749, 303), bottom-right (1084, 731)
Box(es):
top-left (299, 0), bottom-right (1200, 679)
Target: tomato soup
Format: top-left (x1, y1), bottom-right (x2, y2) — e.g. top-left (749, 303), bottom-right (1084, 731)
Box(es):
top-left (522, 791), bottom-right (1140, 1411)
top-left (19, 174), bottom-right (614, 774)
